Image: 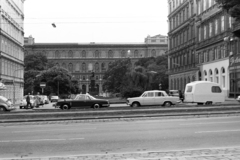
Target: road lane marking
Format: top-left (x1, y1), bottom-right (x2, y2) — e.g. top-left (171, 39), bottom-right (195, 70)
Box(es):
top-left (12, 128), bottom-right (96, 133)
top-left (195, 129), bottom-right (240, 134)
top-left (0, 138), bottom-right (84, 143)
top-left (180, 121), bottom-right (240, 126)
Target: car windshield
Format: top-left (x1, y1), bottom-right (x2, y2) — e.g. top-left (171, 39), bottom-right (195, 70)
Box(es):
top-left (0, 96), bottom-right (8, 102)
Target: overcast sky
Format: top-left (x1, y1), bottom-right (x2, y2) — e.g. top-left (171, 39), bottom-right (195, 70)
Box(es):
top-left (24, 0), bottom-right (168, 43)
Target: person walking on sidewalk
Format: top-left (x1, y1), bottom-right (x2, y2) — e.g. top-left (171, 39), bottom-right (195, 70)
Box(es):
top-left (26, 93), bottom-right (31, 109)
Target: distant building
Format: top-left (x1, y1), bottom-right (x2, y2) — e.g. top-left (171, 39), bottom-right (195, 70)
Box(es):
top-left (0, 0), bottom-right (25, 102)
top-left (24, 35), bottom-right (168, 95)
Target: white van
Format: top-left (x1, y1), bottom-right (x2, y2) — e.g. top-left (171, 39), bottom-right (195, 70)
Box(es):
top-left (184, 81), bottom-right (225, 105)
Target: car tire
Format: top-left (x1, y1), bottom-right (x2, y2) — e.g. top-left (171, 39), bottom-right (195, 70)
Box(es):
top-left (61, 104), bottom-right (69, 110)
top-left (164, 101), bottom-right (172, 107)
top-left (20, 106), bottom-right (22, 109)
top-left (0, 106), bottom-right (6, 112)
top-left (132, 102), bottom-right (140, 107)
top-left (93, 104), bottom-right (100, 109)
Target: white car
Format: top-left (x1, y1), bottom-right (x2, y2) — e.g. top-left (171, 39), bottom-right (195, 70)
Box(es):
top-left (20, 95), bottom-right (37, 109)
top-left (126, 90), bottom-right (179, 107)
top-left (237, 96), bottom-right (240, 102)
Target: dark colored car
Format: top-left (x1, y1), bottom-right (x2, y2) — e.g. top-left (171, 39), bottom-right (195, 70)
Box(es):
top-left (54, 93), bottom-right (110, 110)
top-left (50, 96), bottom-right (59, 102)
top-left (0, 96), bottom-right (15, 112)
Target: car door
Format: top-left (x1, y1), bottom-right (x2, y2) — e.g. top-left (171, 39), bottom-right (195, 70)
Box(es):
top-left (154, 92), bottom-right (165, 105)
top-left (71, 95), bottom-right (86, 108)
top-left (142, 92), bottom-right (155, 106)
top-left (84, 95), bottom-right (94, 108)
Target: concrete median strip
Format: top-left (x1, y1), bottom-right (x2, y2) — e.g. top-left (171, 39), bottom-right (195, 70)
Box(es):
top-left (0, 105), bottom-right (240, 124)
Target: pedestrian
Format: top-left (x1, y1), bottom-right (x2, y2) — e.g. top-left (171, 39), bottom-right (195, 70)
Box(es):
top-left (26, 93), bottom-right (31, 109)
top-left (36, 92), bottom-right (41, 108)
top-left (179, 90), bottom-right (184, 103)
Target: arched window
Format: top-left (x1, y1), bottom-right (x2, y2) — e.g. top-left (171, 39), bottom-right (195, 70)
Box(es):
top-left (151, 49), bottom-right (156, 57)
top-left (108, 62), bottom-right (112, 70)
top-left (62, 63), bottom-right (66, 69)
top-left (204, 70), bottom-right (207, 81)
top-left (108, 50), bottom-right (113, 58)
top-left (121, 50), bottom-right (126, 58)
top-left (82, 63), bottom-right (86, 72)
top-left (68, 63), bottom-right (73, 72)
top-left (221, 67), bottom-right (225, 74)
top-left (68, 50), bottom-right (73, 58)
top-left (215, 68), bottom-right (219, 83)
top-left (95, 63), bottom-right (99, 72)
top-left (101, 63), bottom-right (106, 71)
top-left (82, 50), bottom-right (86, 58)
top-left (95, 50), bottom-right (100, 58)
top-left (134, 50), bottom-right (139, 58)
top-left (55, 50), bottom-right (60, 58)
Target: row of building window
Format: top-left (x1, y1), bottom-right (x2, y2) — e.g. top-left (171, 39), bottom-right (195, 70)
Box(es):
top-left (169, 26), bottom-right (194, 49)
top-left (55, 62), bottom-right (112, 73)
top-left (198, 15), bottom-right (232, 42)
top-left (1, 36), bottom-right (24, 61)
top-left (1, 59), bottom-right (24, 78)
top-left (197, 45), bottom-right (228, 64)
top-left (169, 4), bottom-right (191, 30)
top-left (169, 0), bottom-right (188, 13)
top-left (170, 51), bottom-right (195, 69)
top-left (197, 0), bottom-right (216, 15)
top-left (34, 49), bottom-right (162, 58)
top-left (1, 15), bottom-right (23, 43)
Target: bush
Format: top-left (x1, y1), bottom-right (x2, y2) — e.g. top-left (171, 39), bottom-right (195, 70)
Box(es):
top-left (121, 87), bottom-right (143, 98)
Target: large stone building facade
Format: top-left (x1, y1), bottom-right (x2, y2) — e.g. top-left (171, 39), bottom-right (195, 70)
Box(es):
top-left (0, 0), bottom-right (25, 102)
top-left (24, 35), bottom-right (168, 95)
top-left (168, 0), bottom-right (240, 98)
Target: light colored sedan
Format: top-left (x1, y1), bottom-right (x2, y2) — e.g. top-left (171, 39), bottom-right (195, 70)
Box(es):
top-left (126, 90), bottom-right (179, 107)
top-left (19, 95), bottom-right (37, 109)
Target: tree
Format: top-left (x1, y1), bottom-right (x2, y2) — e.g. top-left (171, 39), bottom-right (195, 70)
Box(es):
top-left (215, 0), bottom-right (240, 21)
top-left (102, 55), bottom-right (169, 98)
top-left (24, 53), bottom-right (76, 96)
top-left (34, 67), bottom-right (80, 97)
top-left (102, 59), bottom-right (131, 93)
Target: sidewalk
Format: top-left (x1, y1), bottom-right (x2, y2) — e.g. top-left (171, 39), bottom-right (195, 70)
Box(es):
top-left (2, 147), bottom-right (240, 160)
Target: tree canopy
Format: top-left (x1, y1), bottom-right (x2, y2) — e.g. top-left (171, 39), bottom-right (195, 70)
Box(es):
top-left (102, 55), bottom-right (169, 98)
top-left (216, 0), bottom-right (240, 21)
top-left (24, 53), bottom-right (78, 97)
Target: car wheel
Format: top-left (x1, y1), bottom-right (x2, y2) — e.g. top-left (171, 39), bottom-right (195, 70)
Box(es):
top-left (132, 102), bottom-right (140, 107)
top-left (61, 104), bottom-right (69, 110)
top-left (0, 106), bottom-right (6, 112)
top-left (93, 104), bottom-right (100, 109)
top-left (164, 101), bottom-right (172, 107)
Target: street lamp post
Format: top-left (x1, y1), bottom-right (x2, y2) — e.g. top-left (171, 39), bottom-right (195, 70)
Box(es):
top-left (13, 68), bottom-right (23, 104)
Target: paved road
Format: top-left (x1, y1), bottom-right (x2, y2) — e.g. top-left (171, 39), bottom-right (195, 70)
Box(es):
top-left (0, 116), bottom-right (240, 159)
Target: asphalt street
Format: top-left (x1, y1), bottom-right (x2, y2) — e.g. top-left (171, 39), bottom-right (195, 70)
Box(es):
top-left (0, 116), bottom-right (240, 159)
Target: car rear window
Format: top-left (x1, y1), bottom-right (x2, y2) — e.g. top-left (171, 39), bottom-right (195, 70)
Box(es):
top-left (212, 86), bottom-right (222, 93)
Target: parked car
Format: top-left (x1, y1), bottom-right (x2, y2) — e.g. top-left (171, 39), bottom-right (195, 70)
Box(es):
top-left (169, 90), bottom-right (180, 97)
top-left (19, 95), bottom-right (37, 109)
top-left (126, 90), bottom-right (179, 107)
top-left (54, 93), bottom-right (110, 110)
top-left (42, 95), bottom-right (50, 104)
top-left (237, 96), bottom-right (240, 103)
top-left (0, 96), bottom-right (15, 112)
top-left (51, 96), bottom-right (59, 102)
